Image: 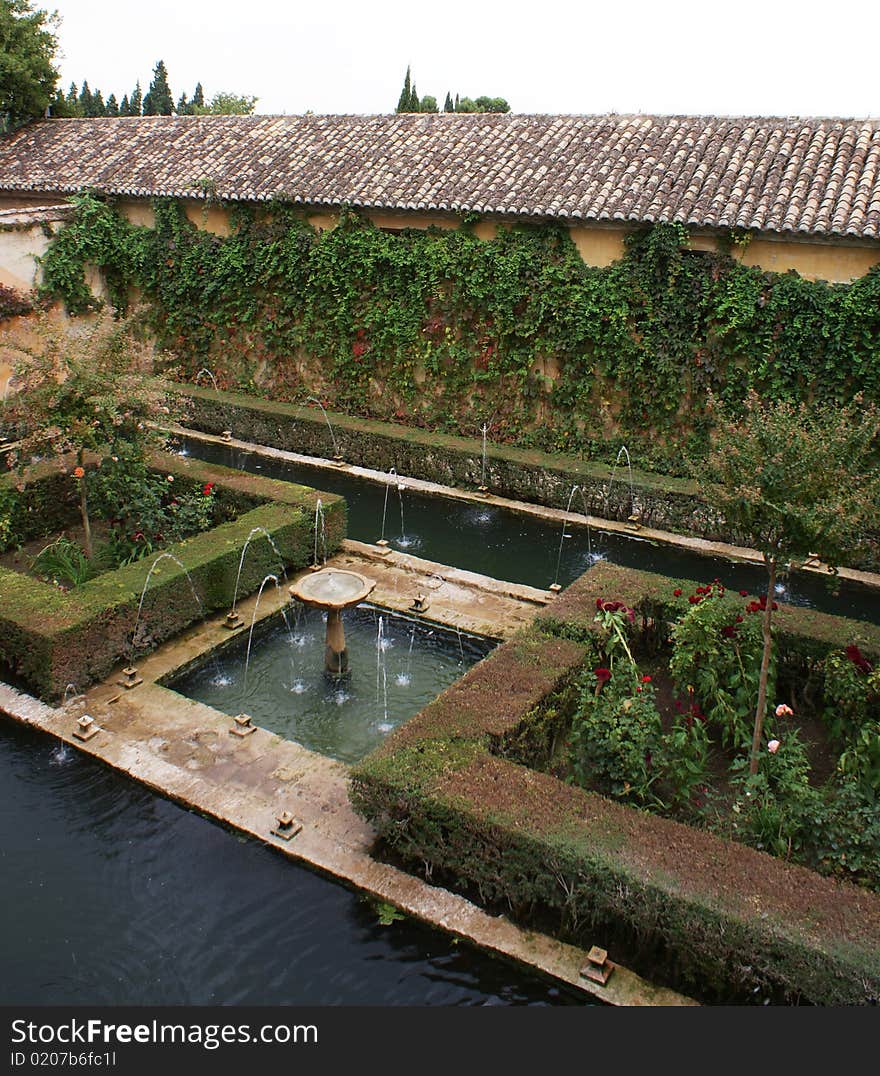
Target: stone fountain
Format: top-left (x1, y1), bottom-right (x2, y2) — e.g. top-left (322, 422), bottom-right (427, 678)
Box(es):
top-left (289, 568), bottom-right (376, 676)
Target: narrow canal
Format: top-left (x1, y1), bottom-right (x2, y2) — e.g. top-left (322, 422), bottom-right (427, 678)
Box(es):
top-left (181, 436), bottom-right (880, 625)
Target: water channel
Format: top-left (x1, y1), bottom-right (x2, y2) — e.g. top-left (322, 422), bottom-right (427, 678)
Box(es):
top-left (180, 436), bottom-right (880, 625)
top-left (0, 719), bottom-right (583, 1005)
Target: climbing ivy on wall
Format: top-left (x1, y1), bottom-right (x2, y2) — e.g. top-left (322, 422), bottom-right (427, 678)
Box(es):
top-left (38, 194), bottom-right (880, 475)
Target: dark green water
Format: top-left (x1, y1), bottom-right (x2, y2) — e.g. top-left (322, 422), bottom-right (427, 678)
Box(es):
top-left (180, 437), bottom-right (880, 625)
top-left (168, 605), bottom-right (493, 763)
top-left (0, 718), bottom-right (583, 1005)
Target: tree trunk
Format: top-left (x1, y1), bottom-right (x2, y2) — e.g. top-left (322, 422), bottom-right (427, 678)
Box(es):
top-left (77, 452), bottom-right (93, 559)
top-left (749, 557), bottom-right (777, 775)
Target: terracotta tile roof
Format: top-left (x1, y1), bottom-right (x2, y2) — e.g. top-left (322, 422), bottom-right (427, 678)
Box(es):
top-left (0, 113), bottom-right (878, 240)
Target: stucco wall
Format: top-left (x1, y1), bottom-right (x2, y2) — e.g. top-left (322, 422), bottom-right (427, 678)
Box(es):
top-left (738, 238), bottom-right (880, 283)
top-left (0, 219), bottom-right (55, 291)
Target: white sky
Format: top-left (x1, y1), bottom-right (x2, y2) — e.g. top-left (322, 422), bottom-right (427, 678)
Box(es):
top-left (46, 0), bottom-right (879, 119)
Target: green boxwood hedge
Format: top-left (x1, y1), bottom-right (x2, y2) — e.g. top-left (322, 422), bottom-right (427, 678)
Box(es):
top-left (350, 562), bottom-right (880, 1005)
top-left (0, 452), bottom-right (346, 699)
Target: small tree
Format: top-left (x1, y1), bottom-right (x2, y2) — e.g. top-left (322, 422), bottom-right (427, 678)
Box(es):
top-left (1, 312), bottom-right (178, 558)
top-left (192, 91), bottom-right (258, 115)
top-left (696, 390), bottom-right (880, 773)
top-left (128, 80), bottom-right (142, 116)
top-left (443, 91), bottom-right (454, 112)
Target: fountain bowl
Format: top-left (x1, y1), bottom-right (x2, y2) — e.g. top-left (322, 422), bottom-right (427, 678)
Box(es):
top-left (289, 568), bottom-right (376, 610)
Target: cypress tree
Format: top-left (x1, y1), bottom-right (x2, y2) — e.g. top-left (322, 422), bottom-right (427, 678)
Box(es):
top-left (454, 93), bottom-right (460, 111)
top-left (129, 81), bottom-right (142, 116)
top-left (192, 82), bottom-right (204, 108)
top-left (65, 81), bottom-right (80, 115)
top-left (443, 91), bottom-right (454, 112)
top-left (119, 93), bottom-right (130, 117)
top-left (177, 91), bottom-right (189, 115)
top-left (91, 89), bottom-right (105, 116)
top-left (143, 59), bottom-right (173, 115)
top-left (396, 66), bottom-right (412, 112)
top-left (78, 80), bottom-right (92, 116)
top-left (105, 93), bottom-right (119, 116)
top-left (409, 82), bottom-right (419, 112)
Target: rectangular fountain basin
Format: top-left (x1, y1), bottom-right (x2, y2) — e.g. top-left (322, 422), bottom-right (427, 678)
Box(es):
top-left (164, 605), bottom-right (496, 763)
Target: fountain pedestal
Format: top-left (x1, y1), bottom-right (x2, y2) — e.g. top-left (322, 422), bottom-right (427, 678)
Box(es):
top-left (289, 568), bottom-right (376, 676)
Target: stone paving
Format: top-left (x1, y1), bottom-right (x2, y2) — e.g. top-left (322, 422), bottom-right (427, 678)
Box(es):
top-left (1, 542), bottom-right (695, 1007)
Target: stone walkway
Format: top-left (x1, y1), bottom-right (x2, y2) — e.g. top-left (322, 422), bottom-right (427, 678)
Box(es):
top-left (0, 545), bottom-right (695, 1007)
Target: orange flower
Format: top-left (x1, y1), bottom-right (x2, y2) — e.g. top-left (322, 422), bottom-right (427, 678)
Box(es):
top-left (73, 466), bottom-right (85, 478)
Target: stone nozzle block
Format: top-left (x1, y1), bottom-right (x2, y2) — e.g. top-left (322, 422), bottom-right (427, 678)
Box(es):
top-left (229, 713), bottom-right (256, 738)
top-left (73, 714), bottom-right (100, 742)
top-left (118, 666), bottom-right (143, 689)
top-left (580, 945), bottom-right (615, 985)
top-left (270, 810), bottom-right (303, 841)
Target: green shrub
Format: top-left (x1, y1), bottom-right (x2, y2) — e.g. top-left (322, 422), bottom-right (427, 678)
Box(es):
top-left (569, 665), bottom-right (662, 804)
top-left (669, 581), bottom-right (773, 749)
top-left (725, 730), bottom-right (821, 858)
top-left (30, 537), bottom-right (106, 587)
top-left (821, 646), bottom-right (880, 747)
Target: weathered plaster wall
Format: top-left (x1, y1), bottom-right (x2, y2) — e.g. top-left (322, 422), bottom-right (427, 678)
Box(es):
top-left (0, 217), bottom-right (56, 291)
top-left (738, 237), bottom-right (880, 283)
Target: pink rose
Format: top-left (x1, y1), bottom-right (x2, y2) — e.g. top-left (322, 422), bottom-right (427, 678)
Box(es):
top-left (767, 739), bottom-right (780, 754)
top-left (775, 704), bottom-right (793, 717)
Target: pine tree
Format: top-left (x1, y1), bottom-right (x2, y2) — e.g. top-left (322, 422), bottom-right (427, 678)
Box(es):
top-left (443, 92), bottom-right (454, 112)
top-left (396, 66), bottom-right (412, 112)
top-left (91, 89), bottom-right (105, 116)
top-left (192, 82), bottom-right (204, 108)
top-left (129, 81), bottom-right (142, 116)
top-left (119, 93), bottom-right (130, 117)
top-left (105, 93), bottom-right (118, 116)
top-left (143, 59), bottom-right (173, 116)
top-left (177, 91), bottom-right (189, 115)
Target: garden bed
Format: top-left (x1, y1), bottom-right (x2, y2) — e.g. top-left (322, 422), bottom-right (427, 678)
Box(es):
top-left (0, 451), bottom-right (346, 700)
top-left (350, 561), bottom-right (880, 1005)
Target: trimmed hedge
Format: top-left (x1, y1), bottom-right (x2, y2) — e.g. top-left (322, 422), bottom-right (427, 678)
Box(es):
top-left (173, 383), bottom-right (880, 572)
top-left (0, 452), bottom-right (346, 700)
top-left (350, 562), bottom-right (880, 1005)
